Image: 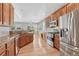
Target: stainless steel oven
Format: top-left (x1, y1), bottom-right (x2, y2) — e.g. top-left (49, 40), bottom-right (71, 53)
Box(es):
top-left (47, 33), bottom-right (53, 47)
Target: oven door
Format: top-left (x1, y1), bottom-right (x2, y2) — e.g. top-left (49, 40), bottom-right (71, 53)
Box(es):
top-left (47, 36), bottom-right (53, 47)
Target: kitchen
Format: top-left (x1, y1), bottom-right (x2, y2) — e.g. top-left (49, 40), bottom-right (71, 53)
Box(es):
top-left (0, 3), bottom-right (79, 56)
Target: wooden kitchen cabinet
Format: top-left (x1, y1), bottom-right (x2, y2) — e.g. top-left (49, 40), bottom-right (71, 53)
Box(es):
top-left (45, 16), bottom-right (51, 28)
top-left (56, 9), bottom-right (62, 17)
top-left (18, 35), bottom-right (26, 48)
top-left (61, 6), bottom-right (67, 15)
top-left (9, 4), bottom-right (14, 26)
top-left (53, 12), bottom-right (59, 20)
top-left (0, 3), bottom-right (14, 26)
top-left (6, 39), bottom-right (15, 56)
top-left (45, 19), bottom-right (49, 28)
top-left (0, 3), bottom-right (2, 25)
top-left (75, 3), bottom-right (79, 10)
top-left (0, 37), bottom-right (17, 56)
top-left (0, 44), bottom-right (7, 56)
top-left (18, 33), bottom-right (33, 48)
top-left (67, 3), bottom-right (76, 13)
top-left (3, 3), bottom-right (10, 26)
top-left (54, 34), bottom-right (60, 50)
top-left (0, 52), bottom-right (6, 56)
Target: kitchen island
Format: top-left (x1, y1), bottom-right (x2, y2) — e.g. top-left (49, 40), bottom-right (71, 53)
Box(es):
top-left (18, 31), bottom-right (34, 48)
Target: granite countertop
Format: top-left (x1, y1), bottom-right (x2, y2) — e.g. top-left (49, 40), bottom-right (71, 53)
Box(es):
top-left (0, 30), bottom-right (33, 47)
top-left (0, 34), bottom-right (19, 47)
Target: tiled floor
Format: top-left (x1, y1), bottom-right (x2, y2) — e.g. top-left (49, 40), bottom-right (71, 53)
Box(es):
top-left (18, 33), bottom-right (60, 56)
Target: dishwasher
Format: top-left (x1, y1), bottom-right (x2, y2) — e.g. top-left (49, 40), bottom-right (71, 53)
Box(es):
top-left (47, 33), bottom-right (54, 47)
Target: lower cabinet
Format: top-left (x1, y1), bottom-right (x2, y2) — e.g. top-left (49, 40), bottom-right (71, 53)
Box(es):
top-left (0, 44), bottom-right (7, 56)
top-left (18, 33), bottom-right (33, 48)
top-left (0, 35), bottom-right (19, 56)
top-left (54, 34), bottom-right (60, 50)
top-left (18, 35), bottom-right (26, 48)
top-left (6, 39), bottom-right (15, 56)
top-left (0, 52), bottom-right (6, 56)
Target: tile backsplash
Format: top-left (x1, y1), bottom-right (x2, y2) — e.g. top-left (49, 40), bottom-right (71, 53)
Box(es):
top-left (0, 27), bottom-right (10, 37)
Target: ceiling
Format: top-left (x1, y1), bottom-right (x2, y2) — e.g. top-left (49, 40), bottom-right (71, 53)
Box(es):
top-left (13, 3), bottom-right (67, 23)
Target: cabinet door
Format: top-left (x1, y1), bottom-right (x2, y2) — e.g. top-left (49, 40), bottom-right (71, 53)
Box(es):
top-left (61, 6), bottom-right (67, 15)
top-left (0, 52), bottom-right (6, 56)
top-left (0, 3), bottom-right (2, 25)
top-left (67, 4), bottom-right (76, 13)
top-left (45, 16), bottom-right (51, 28)
top-left (7, 44), bottom-right (14, 56)
top-left (45, 19), bottom-right (49, 28)
top-left (28, 34), bottom-right (33, 43)
top-left (3, 3), bottom-right (10, 26)
top-left (57, 9), bottom-right (62, 17)
top-left (0, 44), bottom-right (6, 56)
top-left (9, 4), bottom-right (14, 26)
top-left (54, 34), bottom-right (60, 50)
top-left (18, 35), bottom-right (26, 48)
top-left (7, 39), bottom-right (15, 56)
top-left (75, 3), bottom-right (79, 10)
top-left (53, 12), bottom-right (59, 20)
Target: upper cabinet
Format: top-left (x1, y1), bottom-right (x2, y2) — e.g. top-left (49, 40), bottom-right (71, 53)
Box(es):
top-left (52, 12), bottom-right (60, 20)
top-left (0, 3), bottom-right (2, 25)
top-left (0, 3), bottom-right (14, 26)
top-left (66, 3), bottom-right (76, 13)
top-left (75, 3), bottom-right (79, 10)
top-left (9, 4), bottom-right (14, 26)
top-left (3, 3), bottom-right (10, 26)
top-left (45, 16), bottom-right (51, 28)
top-left (45, 3), bottom-right (79, 29)
top-left (61, 5), bottom-right (67, 16)
top-left (56, 9), bottom-right (62, 17)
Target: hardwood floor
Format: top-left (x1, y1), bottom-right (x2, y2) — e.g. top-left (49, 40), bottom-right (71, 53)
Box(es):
top-left (18, 33), bottom-right (60, 56)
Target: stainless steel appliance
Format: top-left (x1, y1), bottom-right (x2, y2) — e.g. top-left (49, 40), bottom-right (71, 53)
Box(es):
top-left (49, 20), bottom-right (57, 28)
top-left (47, 33), bottom-right (53, 47)
top-left (60, 9), bottom-right (79, 56)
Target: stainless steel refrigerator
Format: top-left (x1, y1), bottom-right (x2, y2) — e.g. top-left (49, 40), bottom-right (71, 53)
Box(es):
top-left (60, 9), bottom-right (79, 56)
